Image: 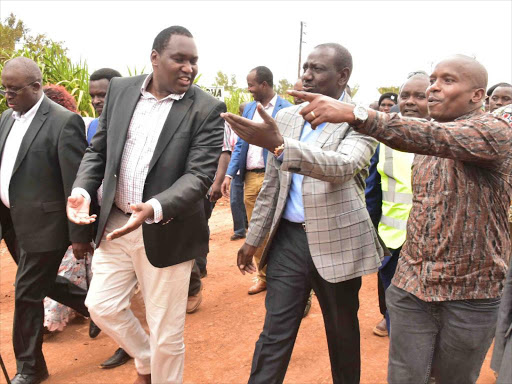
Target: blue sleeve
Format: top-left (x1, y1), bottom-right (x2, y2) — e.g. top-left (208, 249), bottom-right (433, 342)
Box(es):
top-left (364, 144), bottom-right (382, 228)
top-left (86, 119), bottom-right (99, 145)
top-left (226, 136), bottom-right (243, 177)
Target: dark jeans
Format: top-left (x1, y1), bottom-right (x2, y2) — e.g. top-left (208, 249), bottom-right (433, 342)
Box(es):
top-left (249, 220), bottom-right (361, 384)
top-left (230, 173), bottom-right (247, 236)
top-left (378, 247), bottom-right (401, 332)
top-left (10, 242), bottom-right (89, 375)
top-left (386, 285), bottom-right (500, 384)
top-left (189, 198), bottom-right (214, 296)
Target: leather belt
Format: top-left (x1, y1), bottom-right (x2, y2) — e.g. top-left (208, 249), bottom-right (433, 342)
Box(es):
top-left (247, 168), bottom-right (265, 173)
top-left (282, 219), bottom-right (306, 231)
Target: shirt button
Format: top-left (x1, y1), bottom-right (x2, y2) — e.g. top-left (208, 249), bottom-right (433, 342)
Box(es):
top-left (114, 174), bottom-right (117, 178)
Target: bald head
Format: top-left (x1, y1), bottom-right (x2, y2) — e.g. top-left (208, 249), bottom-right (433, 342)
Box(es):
top-left (4, 57), bottom-right (42, 84)
top-left (2, 57), bottom-right (43, 114)
top-left (427, 55), bottom-right (488, 122)
top-left (440, 55), bottom-right (487, 90)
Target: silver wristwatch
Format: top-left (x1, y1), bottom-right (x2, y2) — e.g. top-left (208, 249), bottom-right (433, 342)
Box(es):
top-left (353, 104), bottom-right (369, 124)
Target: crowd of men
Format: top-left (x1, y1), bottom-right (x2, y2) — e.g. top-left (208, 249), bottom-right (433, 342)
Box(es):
top-left (0, 24), bottom-right (511, 384)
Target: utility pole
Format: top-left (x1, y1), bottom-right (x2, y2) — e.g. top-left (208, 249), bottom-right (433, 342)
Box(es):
top-left (298, 21), bottom-right (306, 78)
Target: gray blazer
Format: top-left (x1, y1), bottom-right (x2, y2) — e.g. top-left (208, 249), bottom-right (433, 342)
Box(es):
top-left (73, 75), bottom-right (226, 268)
top-left (0, 96), bottom-right (91, 252)
top-left (246, 96), bottom-right (384, 283)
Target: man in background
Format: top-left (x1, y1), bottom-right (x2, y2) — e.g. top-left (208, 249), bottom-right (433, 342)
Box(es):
top-left (221, 66), bottom-right (291, 295)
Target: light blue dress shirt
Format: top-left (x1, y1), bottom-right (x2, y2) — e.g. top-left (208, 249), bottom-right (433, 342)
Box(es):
top-left (281, 92), bottom-right (345, 223)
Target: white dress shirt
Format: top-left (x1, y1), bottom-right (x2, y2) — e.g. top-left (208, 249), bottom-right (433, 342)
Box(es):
top-left (0, 94), bottom-right (45, 208)
top-left (246, 94), bottom-right (277, 170)
top-left (74, 74), bottom-right (184, 223)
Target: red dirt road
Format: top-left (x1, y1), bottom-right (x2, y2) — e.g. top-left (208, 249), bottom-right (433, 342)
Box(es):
top-left (0, 198), bottom-right (496, 383)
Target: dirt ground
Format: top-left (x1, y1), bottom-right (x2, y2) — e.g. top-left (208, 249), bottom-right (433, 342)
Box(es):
top-left (0, 197), bottom-right (497, 384)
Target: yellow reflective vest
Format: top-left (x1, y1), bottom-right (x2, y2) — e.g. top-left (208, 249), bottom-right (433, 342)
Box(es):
top-left (377, 144), bottom-right (414, 249)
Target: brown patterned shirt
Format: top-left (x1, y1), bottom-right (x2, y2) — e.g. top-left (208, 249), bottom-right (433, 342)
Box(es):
top-left (357, 109), bottom-right (511, 301)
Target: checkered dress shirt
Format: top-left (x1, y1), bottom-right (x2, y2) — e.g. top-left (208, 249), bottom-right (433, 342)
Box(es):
top-left (115, 74), bottom-right (184, 223)
top-left (74, 74), bottom-right (184, 223)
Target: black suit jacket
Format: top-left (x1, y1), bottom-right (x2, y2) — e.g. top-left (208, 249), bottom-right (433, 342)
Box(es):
top-left (73, 75), bottom-right (226, 268)
top-left (0, 96), bottom-right (92, 253)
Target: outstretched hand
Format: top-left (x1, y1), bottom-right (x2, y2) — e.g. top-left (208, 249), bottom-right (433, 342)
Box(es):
top-left (67, 194), bottom-right (96, 225)
top-left (287, 90), bottom-right (359, 129)
top-left (106, 203), bottom-right (154, 241)
top-left (221, 103), bottom-right (284, 152)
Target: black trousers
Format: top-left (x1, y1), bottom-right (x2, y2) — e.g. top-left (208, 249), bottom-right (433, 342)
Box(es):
top-left (189, 198), bottom-right (215, 296)
top-left (3, 223), bottom-right (89, 375)
top-left (249, 220), bottom-right (362, 384)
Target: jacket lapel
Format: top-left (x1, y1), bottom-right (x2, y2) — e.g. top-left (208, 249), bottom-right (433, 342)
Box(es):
top-left (147, 87), bottom-right (194, 174)
top-left (313, 92), bottom-right (352, 148)
top-left (0, 111), bottom-right (15, 158)
top-left (11, 97), bottom-right (50, 177)
top-left (112, 84), bottom-right (143, 172)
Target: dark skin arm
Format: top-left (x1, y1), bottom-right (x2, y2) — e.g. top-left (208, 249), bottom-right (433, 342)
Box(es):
top-left (220, 104), bottom-right (284, 151)
top-left (286, 89), bottom-right (371, 128)
top-left (237, 243), bottom-right (258, 274)
top-left (210, 151), bottom-right (231, 202)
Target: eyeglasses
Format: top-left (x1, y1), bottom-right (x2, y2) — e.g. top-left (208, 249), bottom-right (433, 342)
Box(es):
top-left (0, 81), bottom-right (38, 98)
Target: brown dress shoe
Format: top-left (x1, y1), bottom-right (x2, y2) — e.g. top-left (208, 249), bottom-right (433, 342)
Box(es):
top-left (133, 373), bottom-right (151, 384)
top-left (373, 317), bottom-right (388, 337)
top-left (187, 290), bottom-right (203, 313)
top-left (248, 280), bottom-right (267, 295)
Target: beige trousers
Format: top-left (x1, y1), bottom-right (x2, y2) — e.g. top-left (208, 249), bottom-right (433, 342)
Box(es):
top-left (244, 171), bottom-right (268, 282)
top-left (85, 208), bottom-right (193, 384)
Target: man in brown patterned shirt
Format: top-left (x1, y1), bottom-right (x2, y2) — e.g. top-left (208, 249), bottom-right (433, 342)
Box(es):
top-left (289, 54), bottom-right (512, 384)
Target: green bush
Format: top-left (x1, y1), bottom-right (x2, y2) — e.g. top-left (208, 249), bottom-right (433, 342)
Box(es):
top-left (0, 43), bottom-right (95, 117)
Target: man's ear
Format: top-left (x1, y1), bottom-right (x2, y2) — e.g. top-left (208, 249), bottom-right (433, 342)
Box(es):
top-left (471, 88), bottom-right (485, 104)
top-left (150, 49), bottom-right (159, 67)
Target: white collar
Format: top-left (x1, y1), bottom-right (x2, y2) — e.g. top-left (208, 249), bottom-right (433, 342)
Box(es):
top-left (141, 73), bottom-right (186, 101)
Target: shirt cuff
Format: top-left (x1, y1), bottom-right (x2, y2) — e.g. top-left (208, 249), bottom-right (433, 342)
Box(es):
top-left (225, 174), bottom-right (233, 179)
top-left (72, 187), bottom-right (91, 203)
top-left (145, 198), bottom-right (163, 224)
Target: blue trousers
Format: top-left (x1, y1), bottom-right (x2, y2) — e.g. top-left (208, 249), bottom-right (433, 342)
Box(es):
top-left (230, 173), bottom-right (247, 236)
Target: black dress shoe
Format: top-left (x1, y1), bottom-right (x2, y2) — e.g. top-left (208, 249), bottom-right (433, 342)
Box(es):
top-left (100, 348), bottom-right (132, 369)
top-left (11, 370), bottom-right (49, 384)
top-left (89, 319), bottom-right (101, 338)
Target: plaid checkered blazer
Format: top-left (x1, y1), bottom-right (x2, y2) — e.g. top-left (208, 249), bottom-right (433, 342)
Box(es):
top-left (245, 98), bottom-right (384, 283)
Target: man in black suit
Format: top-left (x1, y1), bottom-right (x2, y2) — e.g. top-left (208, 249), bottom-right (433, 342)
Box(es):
top-left (0, 57), bottom-right (92, 384)
top-left (67, 26), bottom-right (225, 384)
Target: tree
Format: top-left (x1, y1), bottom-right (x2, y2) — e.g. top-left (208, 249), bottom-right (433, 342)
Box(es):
top-left (214, 71), bottom-right (238, 92)
top-left (276, 79), bottom-right (293, 96)
top-left (377, 86), bottom-right (400, 95)
top-left (0, 13), bottom-right (25, 52)
top-left (349, 84), bottom-right (359, 98)
top-left (0, 13), bottom-right (66, 62)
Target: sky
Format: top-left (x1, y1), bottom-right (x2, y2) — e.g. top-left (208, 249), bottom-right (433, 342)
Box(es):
top-left (1, 0), bottom-right (511, 104)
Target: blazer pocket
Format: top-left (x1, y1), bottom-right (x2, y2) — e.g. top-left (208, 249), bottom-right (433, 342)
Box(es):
top-left (335, 207), bottom-right (368, 229)
top-left (42, 201), bottom-right (65, 212)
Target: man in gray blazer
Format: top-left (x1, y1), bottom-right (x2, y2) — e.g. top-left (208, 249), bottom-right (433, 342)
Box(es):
top-left (67, 26), bottom-right (225, 384)
top-left (0, 57), bottom-right (92, 384)
top-left (223, 43), bottom-right (383, 384)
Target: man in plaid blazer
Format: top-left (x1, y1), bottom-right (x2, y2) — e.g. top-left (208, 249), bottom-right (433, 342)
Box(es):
top-left (223, 43), bottom-right (383, 384)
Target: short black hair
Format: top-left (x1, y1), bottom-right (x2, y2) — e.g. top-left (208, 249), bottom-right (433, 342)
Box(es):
top-left (315, 43), bottom-right (353, 76)
top-left (152, 26), bottom-right (193, 53)
top-left (90, 68), bottom-right (122, 82)
top-left (251, 66), bottom-right (273, 87)
top-left (487, 83), bottom-right (512, 97)
top-left (379, 92), bottom-right (398, 106)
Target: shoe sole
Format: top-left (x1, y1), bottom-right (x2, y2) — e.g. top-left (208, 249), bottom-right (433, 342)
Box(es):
top-left (372, 327), bottom-right (388, 337)
top-left (248, 288), bottom-right (266, 295)
top-left (99, 358), bottom-right (132, 369)
top-left (186, 295), bottom-right (203, 314)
